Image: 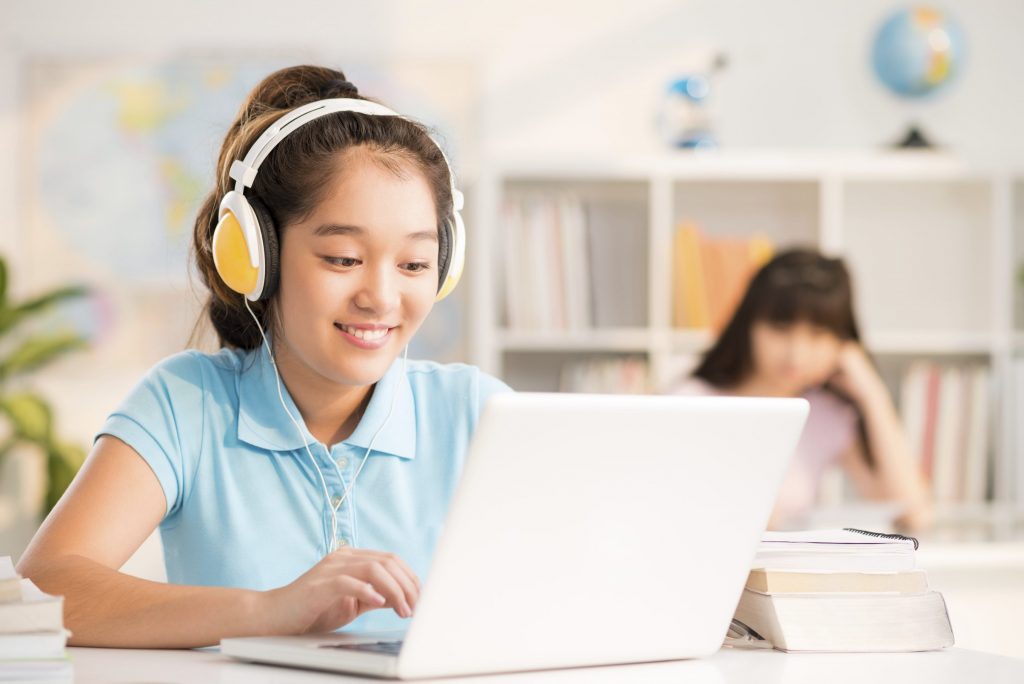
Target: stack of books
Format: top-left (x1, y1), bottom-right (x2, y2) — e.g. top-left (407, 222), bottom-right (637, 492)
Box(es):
top-left (0, 557), bottom-right (71, 682)
top-left (729, 529), bottom-right (954, 652)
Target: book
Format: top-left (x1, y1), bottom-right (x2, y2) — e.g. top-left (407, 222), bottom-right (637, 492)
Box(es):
top-left (745, 568), bottom-right (930, 595)
top-left (0, 657), bottom-right (72, 682)
top-left (671, 223), bottom-right (773, 331)
top-left (0, 583), bottom-right (64, 635)
top-left (0, 558), bottom-right (64, 636)
top-left (752, 529), bottom-right (918, 573)
top-left (897, 361), bottom-right (991, 504)
top-left (0, 631), bottom-right (69, 661)
top-left (0, 558), bottom-right (22, 604)
top-left (587, 201), bottom-right (647, 328)
top-left (733, 589), bottom-right (954, 653)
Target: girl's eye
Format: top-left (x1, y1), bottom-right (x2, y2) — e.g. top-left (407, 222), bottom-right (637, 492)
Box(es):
top-left (325, 257), bottom-right (360, 267)
top-left (404, 262), bottom-right (431, 273)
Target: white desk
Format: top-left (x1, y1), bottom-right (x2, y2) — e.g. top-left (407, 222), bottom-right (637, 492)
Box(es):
top-left (68, 646), bottom-right (1024, 683)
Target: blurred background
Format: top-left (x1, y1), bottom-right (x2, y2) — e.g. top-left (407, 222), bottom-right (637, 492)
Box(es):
top-left (2, 0), bottom-right (1023, 658)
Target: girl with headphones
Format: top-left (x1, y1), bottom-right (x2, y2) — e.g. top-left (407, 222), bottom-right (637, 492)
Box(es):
top-left (17, 65), bottom-right (511, 647)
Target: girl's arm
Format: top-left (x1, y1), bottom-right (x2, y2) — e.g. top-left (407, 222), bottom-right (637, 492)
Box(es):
top-left (16, 436), bottom-right (419, 648)
top-left (831, 344), bottom-right (933, 532)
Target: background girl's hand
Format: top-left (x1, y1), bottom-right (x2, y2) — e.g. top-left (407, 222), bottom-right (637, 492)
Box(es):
top-left (261, 547), bottom-right (421, 635)
top-left (828, 341), bottom-right (887, 405)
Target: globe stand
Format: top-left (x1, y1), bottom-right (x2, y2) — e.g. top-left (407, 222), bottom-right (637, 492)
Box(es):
top-left (892, 123), bottom-right (934, 149)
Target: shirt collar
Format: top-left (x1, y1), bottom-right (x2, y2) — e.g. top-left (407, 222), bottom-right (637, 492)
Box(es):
top-left (236, 346), bottom-right (417, 460)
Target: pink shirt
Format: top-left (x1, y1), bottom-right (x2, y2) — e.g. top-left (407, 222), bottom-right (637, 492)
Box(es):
top-left (671, 377), bottom-right (859, 527)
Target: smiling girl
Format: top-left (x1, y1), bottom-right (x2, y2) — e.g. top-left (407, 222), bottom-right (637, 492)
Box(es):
top-left (17, 65), bottom-right (511, 648)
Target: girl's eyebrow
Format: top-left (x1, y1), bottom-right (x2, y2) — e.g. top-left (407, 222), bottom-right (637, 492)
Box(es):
top-left (313, 224), bottom-right (438, 242)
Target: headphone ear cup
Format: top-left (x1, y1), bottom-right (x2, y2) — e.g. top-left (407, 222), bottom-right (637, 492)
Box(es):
top-left (247, 196), bottom-right (280, 300)
top-left (436, 208), bottom-right (465, 302)
top-left (436, 217), bottom-right (452, 294)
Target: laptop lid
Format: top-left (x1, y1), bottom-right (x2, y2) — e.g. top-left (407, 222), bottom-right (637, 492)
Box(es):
top-left (393, 393), bottom-right (808, 678)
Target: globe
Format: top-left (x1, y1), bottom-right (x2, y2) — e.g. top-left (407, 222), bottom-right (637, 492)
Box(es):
top-left (871, 6), bottom-right (965, 99)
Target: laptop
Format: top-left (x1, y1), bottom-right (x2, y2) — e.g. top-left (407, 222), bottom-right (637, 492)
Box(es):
top-left (222, 392), bottom-right (808, 679)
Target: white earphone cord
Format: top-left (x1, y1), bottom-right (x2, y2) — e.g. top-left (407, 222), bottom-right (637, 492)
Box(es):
top-left (242, 297), bottom-right (407, 553)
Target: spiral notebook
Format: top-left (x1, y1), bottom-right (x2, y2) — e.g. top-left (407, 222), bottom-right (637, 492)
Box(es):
top-left (751, 528), bottom-right (918, 573)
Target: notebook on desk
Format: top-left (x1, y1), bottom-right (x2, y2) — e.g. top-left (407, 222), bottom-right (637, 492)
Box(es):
top-left (222, 392), bottom-right (809, 679)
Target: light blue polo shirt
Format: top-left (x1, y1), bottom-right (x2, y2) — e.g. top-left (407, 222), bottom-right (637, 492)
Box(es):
top-left (97, 345), bottom-right (512, 632)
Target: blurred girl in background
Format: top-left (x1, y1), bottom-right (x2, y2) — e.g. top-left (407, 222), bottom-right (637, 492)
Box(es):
top-left (672, 248), bottom-right (932, 532)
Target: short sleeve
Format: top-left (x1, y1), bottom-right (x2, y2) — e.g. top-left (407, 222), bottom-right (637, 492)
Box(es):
top-left (96, 351), bottom-right (206, 521)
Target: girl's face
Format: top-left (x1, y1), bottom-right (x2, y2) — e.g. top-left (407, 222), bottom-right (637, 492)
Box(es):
top-left (274, 149), bottom-right (440, 388)
top-left (749, 319), bottom-right (843, 394)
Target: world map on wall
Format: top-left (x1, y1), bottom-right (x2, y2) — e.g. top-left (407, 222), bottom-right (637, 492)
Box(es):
top-left (35, 61), bottom-right (286, 286)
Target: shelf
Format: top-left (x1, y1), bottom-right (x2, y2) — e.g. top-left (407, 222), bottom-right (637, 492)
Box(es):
top-left (668, 329), bottom-right (714, 353)
top-left (863, 331), bottom-right (996, 355)
top-left (488, 149), bottom-right (988, 183)
top-left (497, 328), bottom-right (651, 353)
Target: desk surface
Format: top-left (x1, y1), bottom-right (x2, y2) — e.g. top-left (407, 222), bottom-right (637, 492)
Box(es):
top-left (67, 645), bottom-right (1024, 683)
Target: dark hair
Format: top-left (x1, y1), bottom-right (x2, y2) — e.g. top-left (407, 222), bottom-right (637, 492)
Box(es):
top-left (693, 248), bottom-right (861, 388)
top-left (190, 65), bottom-right (453, 350)
top-left (692, 248), bottom-right (876, 467)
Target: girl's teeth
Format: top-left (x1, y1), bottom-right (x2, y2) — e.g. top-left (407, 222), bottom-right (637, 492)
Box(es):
top-left (343, 325), bottom-right (388, 340)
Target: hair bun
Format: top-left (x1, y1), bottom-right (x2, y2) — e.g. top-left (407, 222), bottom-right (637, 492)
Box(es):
top-left (320, 78), bottom-right (359, 99)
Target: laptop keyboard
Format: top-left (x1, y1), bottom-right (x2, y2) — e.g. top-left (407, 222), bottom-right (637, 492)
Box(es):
top-left (319, 640), bottom-right (404, 655)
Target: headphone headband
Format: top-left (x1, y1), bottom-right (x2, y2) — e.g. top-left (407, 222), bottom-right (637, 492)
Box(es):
top-left (229, 99), bottom-right (405, 192)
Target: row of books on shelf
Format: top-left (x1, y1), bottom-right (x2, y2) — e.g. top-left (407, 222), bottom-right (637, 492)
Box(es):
top-left (500, 195), bottom-right (774, 335)
top-left (900, 361), bottom-right (991, 504)
top-left (558, 357), bottom-right (649, 394)
top-left (672, 223), bottom-right (773, 331)
top-left (500, 194), bottom-right (646, 330)
top-left (0, 556), bottom-right (70, 682)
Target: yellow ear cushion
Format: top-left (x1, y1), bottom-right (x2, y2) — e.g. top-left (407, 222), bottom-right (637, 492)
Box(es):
top-left (436, 271), bottom-right (460, 302)
top-left (212, 211), bottom-right (259, 296)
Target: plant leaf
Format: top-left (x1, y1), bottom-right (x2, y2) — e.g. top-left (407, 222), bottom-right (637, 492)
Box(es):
top-left (0, 332), bottom-right (88, 379)
top-left (0, 393), bottom-right (53, 443)
top-left (0, 257), bottom-right (7, 307)
top-left (45, 441), bottom-right (85, 513)
top-left (0, 286), bottom-right (89, 336)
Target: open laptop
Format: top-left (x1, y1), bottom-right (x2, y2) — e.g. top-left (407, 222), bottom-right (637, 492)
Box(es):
top-left (222, 392), bottom-right (808, 679)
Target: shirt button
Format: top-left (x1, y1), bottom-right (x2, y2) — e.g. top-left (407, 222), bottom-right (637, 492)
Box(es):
top-left (336, 457), bottom-right (348, 469)
top-left (331, 495), bottom-right (342, 509)
top-left (336, 537), bottom-right (350, 549)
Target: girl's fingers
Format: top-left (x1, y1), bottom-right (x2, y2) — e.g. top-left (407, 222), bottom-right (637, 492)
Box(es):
top-left (334, 574), bottom-right (387, 607)
top-left (358, 561), bottom-right (413, 618)
top-left (358, 552), bottom-right (420, 606)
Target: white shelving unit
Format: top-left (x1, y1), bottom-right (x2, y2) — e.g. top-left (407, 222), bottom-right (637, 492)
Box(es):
top-left (468, 150), bottom-right (1024, 540)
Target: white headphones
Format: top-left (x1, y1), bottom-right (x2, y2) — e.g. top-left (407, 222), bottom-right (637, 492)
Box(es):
top-left (213, 98), bottom-right (467, 303)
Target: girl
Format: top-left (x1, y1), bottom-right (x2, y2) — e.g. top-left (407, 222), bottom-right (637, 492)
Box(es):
top-left (672, 249), bottom-right (932, 532)
top-left (17, 65), bottom-right (511, 648)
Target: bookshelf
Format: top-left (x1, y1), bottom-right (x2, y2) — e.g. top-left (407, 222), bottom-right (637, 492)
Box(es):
top-left (468, 150), bottom-right (1024, 540)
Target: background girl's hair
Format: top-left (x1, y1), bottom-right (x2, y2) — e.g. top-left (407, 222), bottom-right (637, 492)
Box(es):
top-left (189, 65), bottom-right (453, 350)
top-left (693, 247), bottom-right (861, 388)
top-left (691, 247), bottom-right (876, 467)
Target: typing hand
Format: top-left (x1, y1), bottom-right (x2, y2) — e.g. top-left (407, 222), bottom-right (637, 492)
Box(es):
top-left (262, 547), bottom-right (421, 635)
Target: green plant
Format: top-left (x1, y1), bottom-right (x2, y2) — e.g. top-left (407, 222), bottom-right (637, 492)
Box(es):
top-left (0, 257), bottom-right (89, 513)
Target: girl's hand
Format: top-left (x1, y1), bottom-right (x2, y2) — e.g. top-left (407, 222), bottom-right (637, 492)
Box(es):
top-left (828, 341), bottom-right (887, 405)
top-left (261, 547), bottom-right (421, 635)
